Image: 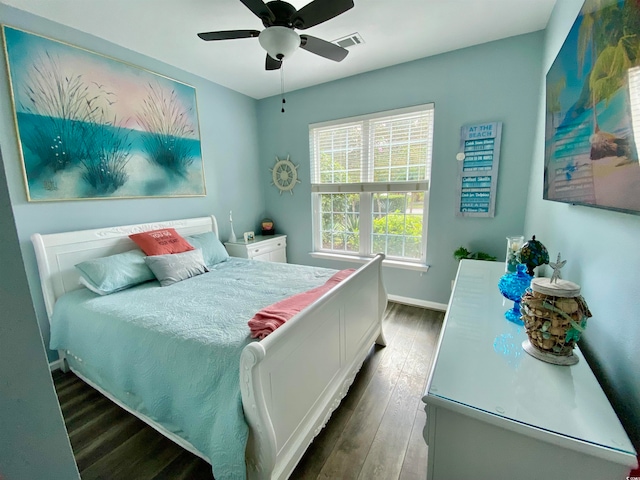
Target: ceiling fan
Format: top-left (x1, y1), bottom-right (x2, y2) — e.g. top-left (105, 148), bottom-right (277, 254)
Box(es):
top-left (197, 0), bottom-right (354, 71)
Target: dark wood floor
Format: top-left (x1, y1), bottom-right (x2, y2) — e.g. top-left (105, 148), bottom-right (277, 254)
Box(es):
top-left (53, 302), bottom-right (444, 480)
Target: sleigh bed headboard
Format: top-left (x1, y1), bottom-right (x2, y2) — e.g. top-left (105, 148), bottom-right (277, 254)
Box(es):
top-left (31, 215), bottom-right (219, 322)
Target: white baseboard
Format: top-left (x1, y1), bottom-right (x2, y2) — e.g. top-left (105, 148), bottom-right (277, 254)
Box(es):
top-left (388, 294), bottom-right (447, 311)
top-left (49, 359), bottom-right (64, 372)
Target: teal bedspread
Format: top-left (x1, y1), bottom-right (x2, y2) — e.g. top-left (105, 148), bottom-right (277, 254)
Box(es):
top-left (50, 258), bottom-right (337, 480)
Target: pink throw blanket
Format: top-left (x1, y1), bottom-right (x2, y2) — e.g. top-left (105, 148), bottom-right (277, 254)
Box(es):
top-left (248, 269), bottom-right (355, 339)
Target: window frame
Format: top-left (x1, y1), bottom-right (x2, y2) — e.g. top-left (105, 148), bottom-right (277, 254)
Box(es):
top-left (309, 104), bottom-right (434, 266)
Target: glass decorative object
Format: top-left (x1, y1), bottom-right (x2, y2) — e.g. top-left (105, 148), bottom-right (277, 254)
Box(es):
top-left (505, 235), bottom-right (524, 272)
top-left (497, 264), bottom-right (533, 325)
top-left (228, 210), bottom-right (237, 243)
top-left (519, 235), bottom-right (549, 276)
top-left (261, 218), bottom-right (275, 236)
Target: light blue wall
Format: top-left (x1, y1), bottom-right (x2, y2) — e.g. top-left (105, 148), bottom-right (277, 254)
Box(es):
top-left (2, 0), bottom-right (637, 469)
top-left (257, 32), bottom-right (544, 305)
top-left (525, 0), bottom-right (640, 451)
top-left (0, 145), bottom-right (79, 480)
top-left (0, 5), bottom-right (263, 360)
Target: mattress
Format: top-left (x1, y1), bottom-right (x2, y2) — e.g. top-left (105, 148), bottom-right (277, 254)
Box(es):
top-left (50, 257), bottom-right (338, 480)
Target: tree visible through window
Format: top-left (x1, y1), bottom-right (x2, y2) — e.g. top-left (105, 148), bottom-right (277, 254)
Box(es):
top-left (321, 193), bottom-right (360, 252)
top-left (310, 104), bottom-right (434, 263)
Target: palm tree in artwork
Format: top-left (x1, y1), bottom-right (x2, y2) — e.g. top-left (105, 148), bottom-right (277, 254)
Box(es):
top-left (577, 0), bottom-right (640, 160)
top-left (547, 76), bottom-right (566, 131)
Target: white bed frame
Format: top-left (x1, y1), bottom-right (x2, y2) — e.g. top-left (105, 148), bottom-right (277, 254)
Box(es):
top-left (32, 215), bottom-right (387, 479)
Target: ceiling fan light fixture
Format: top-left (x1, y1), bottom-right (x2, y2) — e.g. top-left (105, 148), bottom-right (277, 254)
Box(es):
top-left (259, 26), bottom-right (300, 60)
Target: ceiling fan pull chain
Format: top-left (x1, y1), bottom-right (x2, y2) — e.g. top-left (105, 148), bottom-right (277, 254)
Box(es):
top-left (281, 63), bottom-right (286, 113)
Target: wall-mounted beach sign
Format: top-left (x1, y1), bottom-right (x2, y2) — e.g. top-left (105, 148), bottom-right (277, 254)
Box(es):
top-left (2, 26), bottom-right (205, 201)
top-left (455, 121), bottom-right (502, 217)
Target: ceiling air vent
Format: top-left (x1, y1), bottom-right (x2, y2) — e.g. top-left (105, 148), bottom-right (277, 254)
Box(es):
top-left (333, 32), bottom-right (364, 49)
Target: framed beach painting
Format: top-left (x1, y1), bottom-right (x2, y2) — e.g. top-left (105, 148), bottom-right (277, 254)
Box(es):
top-left (544, 0), bottom-right (640, 215)
top-left (2, 26), bottom-right (205, 201)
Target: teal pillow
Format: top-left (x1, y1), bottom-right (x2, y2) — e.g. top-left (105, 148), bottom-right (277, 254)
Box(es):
top-left (76, 249), bottom-right (155, 295)
top-left (186, 231), bottom-right (229, 267)
top-left (144, 249), bottom-right (209, 287)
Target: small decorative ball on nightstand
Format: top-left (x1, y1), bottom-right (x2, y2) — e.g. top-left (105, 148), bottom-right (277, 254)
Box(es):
top-left (261, 218), bottom-right (275, 236)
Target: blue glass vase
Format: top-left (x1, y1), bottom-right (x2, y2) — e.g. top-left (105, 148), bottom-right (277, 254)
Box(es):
top-left (497, 264), bottom-right (532, 325)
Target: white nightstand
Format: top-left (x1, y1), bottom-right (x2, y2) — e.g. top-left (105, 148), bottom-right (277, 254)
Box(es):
top-left (224, 234), bottom-right (287, 263)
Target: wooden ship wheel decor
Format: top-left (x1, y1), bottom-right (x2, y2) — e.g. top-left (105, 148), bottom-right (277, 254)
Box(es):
top-left (270, 155), bottom-right (300, 195)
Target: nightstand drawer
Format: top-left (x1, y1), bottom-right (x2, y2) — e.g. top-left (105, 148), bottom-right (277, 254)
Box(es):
top-left (224, 234), bottom-right (287, 263)
top-left (248, 241), bottom-right (280, 256)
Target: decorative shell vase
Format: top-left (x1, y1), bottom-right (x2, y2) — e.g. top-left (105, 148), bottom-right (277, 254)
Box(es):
top-left (505, 235), bottom-right (524, 273)
top-left (520, 277), bottom-right (592, 366)
top-left (497, 264), bottom-right (533, 325)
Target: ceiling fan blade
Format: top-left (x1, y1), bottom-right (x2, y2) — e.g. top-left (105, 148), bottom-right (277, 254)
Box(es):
top-left (265, 54), bottom-right (282, 70)
top-left (239, 0), bottom-right (275, 23)
top-left (300, 35), bottom-right (348, 62)
top-left (292, 0), bottom-right (354, 29)
top-left (197, 30), bottom-right (261, 41)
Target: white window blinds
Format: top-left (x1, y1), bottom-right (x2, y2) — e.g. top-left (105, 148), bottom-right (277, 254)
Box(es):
top-left (310, 104), bottom-right (433, 192)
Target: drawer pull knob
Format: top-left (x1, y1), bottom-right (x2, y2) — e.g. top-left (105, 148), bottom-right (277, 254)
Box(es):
top-left (254, 249), bottom-right (260, 253)
top-left (277, 243), bottom-right (281, 246)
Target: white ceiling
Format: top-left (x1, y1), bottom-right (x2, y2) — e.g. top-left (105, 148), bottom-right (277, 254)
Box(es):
top-left (3, 0), bottom-right (557, 99)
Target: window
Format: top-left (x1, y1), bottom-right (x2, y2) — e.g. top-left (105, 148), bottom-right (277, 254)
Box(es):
top-left (310, 104), bottom-right (434, 264)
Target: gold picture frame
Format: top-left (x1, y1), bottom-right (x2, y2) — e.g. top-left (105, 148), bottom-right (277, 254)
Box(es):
top-left (2, 25), bottom-right (206, 201)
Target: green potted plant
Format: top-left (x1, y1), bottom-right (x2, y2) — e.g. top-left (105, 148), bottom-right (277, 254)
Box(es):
top-left (453, 246), bottom-right (497, 262)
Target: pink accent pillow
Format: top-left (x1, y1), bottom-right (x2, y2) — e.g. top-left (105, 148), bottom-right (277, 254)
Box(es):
top-left (129, 228), bottom-right (194, 256)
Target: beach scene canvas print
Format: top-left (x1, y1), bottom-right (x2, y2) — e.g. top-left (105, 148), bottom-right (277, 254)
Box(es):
top-left (545, 0), bottom-right (640, 214)
top-left (2, 26), bottom-right (205, 201)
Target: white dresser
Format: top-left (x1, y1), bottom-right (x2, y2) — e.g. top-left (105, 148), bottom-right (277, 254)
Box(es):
top-left (423, 259), bottom-right (637, 480)
top-left (224, 234), bottom-right (287, 263)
